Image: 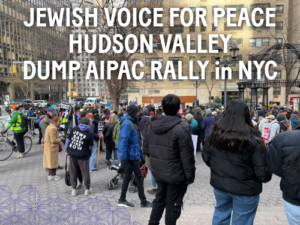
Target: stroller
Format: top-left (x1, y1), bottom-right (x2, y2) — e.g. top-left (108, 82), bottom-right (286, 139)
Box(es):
top-left (108, 161), bottom-right (148, 193)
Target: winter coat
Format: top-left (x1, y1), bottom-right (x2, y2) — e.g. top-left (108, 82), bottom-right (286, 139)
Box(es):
top-left (201, 115), bottom-right (215, 134)
top-left (139, 116), bottom-right (150, 134)
top-left (91, 120), bottom-right (99, 142)
top-left (43, 123), bottom-right (61, 169)
top-left (194, 114), bottom-right (204, 143)
top-left (190, 119), bottom-right (199, 135)
top-left (27, 109), bottom-right (35, 118)
top-left (258, 110), bottom-right (266, 118)
top-left (291, 118), bottom-right (299, 130)
top-left (118, 115), bottom-right (141, 161)
top-left (202, 137), bottom-right (272, 196)
top-left (143, 114), bottom-right (196, 184)
top-left (41, 115), bottom-right (51, 139)
top-left (215, 113), bottom-right (223, 121)
top-left (103, 122), bottom-right (117, 150)
top-left (258, 118), bottom-right (270, 138)
top-left (5, 111), bottom-right (25, 133)
top-left (266, 125), bottom-right (300, 206)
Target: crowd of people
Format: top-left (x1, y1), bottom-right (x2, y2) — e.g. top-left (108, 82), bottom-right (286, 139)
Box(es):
top-left (2, 96), bottom-right (300, 225)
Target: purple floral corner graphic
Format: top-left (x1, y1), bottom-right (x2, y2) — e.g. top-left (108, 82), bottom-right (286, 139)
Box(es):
top-left (0, 185), bottom-right (142, 225)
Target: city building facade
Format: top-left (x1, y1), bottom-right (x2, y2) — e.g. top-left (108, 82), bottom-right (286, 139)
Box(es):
top-left (128, 0), bottom-right (299, 106)
top-left (0, 0), bottom-right (69, 102)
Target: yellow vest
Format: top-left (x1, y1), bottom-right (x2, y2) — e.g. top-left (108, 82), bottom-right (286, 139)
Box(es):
top-left (11, 115), bottom-right (22, 132)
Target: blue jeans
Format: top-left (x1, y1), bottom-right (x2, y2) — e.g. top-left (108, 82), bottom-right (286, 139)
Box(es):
top-left (149, 169), bottom-right (157, 188)
top-left (106, 149), bottom-right (118, 161)
top-left (69, 120), bottom-right (73, 129)
top-left (89, 140), bottom-right (97, 170)
top-left (283, 200), bottom-right (300, 225)
top-left (213, 188), bottom-right (259, 225)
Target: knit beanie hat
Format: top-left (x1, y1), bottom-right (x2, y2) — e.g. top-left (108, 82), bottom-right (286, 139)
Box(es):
top-left (185, 113), bottom-right (193, 121)
top-left (127, 104), bottom-right (139, 118)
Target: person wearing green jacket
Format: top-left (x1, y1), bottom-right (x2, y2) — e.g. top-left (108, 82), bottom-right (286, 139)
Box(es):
top-left (3, 105), bottom-right (26, 159)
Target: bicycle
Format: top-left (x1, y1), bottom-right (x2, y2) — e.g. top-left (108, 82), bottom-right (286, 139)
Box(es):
top-left (0, 132), bottom-right (33, 161)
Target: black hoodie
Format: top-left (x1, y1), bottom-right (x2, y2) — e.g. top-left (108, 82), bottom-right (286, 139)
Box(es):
top-left (143, 114), bottom-right (196, 184)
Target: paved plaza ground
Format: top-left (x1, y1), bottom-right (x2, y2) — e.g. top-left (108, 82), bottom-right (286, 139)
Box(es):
top-left (0, 110), bottom-right (289, 224)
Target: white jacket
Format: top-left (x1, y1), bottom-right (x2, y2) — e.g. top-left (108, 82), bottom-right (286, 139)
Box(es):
top-left (268, 120), bottom-right (280, 142)
top-left (258, 118), bottom-right (270, 138)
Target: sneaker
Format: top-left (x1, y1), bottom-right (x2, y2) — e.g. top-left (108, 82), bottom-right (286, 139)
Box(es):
top-left (71, 189), bottom-right (77, 197)
top-left (90, 168), bottom-right (98, 172)
top-left (147, 189), bottom-right (157, 195)
top-left (141, 200), bottom-right (153, 208)
top-left (53, 175), bottom-right (61, 181)
top-left (14, 154), bottom-right (24, 159)
top-left (117, 199), bottom-right (134, 208)
top-left (48, 176), bottom-right (54, 180)
top-left (84, 189), bottom-right (93, 196)
top-left (106, 161), bottom-right (112, 166)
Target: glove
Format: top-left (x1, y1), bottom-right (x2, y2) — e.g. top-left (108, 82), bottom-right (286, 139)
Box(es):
top-left (118, 160), bottom-right (128, 174)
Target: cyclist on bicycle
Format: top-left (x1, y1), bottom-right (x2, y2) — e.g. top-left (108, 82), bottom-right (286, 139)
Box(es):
top-left (2, 104), bottom-right (26, 159)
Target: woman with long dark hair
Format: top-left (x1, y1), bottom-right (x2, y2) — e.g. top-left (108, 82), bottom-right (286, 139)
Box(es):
top-left (266, 120), bottom-right (300, 224)
top-left (202, 100), bottom-right (272, 225)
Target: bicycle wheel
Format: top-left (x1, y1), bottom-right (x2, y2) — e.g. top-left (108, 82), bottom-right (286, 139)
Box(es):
top-left (23, 136), bottom-right (32, 154)
top-left (0, 141), bottom-right (13, 161)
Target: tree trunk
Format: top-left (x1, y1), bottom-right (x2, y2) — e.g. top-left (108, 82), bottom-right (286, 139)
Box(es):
top-left (208, 91), bottom-right (211, 103)
top-left (112, 96), bottom-right (120, 111)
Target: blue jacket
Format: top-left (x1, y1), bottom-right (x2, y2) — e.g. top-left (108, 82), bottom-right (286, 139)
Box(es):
top-left (291, 118), bottom-right (299, 130)
top-left (118, 115), bottom-right (141, 161)
top-left (27, 109), bottom-right (35, 118)
top-left (201, 115), bottom-right (215, 133)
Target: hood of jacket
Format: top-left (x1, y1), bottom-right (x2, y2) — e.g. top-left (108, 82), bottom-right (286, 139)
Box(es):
top-left (140, 116), bottom-right (150, 123)
top-left (120, 115), bottom-right (136, 123)
top-left (190, 119), bottom-right (198, 129)
top-left (150, 114), bottom-right (182, 134)
top-left (79, 124), bottom-right (91, 132)
top-left (260, 118), bottom-right (269, 125)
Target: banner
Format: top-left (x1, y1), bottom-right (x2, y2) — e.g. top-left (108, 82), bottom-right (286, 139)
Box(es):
top-left (59, 103), bottom-right (71, 119)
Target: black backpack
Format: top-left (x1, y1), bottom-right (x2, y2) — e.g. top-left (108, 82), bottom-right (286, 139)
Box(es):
top-left (17, 115), bottom-right (29, 132)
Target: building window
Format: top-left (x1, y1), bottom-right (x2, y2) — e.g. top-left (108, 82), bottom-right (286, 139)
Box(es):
top-left (211, 72), bottom-right (216, 80)
top-left (200, 23), bottom-right (206, 32)
top-left (273, 87), bottom-right (281, 95)
top-left (250, 3), bottom-right (270, 12)
top-left (169, 57), bottom-right (183, 66)
top-left (189, 24), bottom-right (195, 33)
top-left (200, 56), bottom-right (206, 63)
top-left (276, 5), bottom-right (284, 14)
top-left (212, 23), bottom-right (218, 32)
top-left (212, 5), bottom-right (220, 15)
top-left (202, 40), bottom-right (207, 49)
top-left (276, 22), bottom-right (283, 30)
top-left (169, 25), bottom-right (184, 33)
top-left (153, 42), bottom-right (162, 50)
top-left (227, 39), bottom-right (243, 47)
top-left (249, 38), bottom-right (269, 47)
top-left (145, 58), bottom-right (163, 67)
top-left (275, 71), bottom-right (281, 79)
top-left (275, 38), bottom-right (283, 44)
top-left (224, 5), bottom-right (243, 14)
top-left (190, 40), bottom-right (195, 50)
top-left (224, 22), bottom-right (242, 31)
top-left (189, 56), bottom-right (195, 65)
top-left (223, 55), bottom-right (231, 61)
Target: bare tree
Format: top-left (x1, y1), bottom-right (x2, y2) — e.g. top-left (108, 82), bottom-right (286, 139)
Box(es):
top-left (265, 16), bottom-right (300, 104)
top-left (80, 0), bottom-right (168, 110)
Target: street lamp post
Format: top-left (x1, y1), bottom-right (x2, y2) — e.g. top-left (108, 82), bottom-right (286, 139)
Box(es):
top-left (191, 72), bottom-right (201, 107)
top-left (213, 45), bottom-right (240, 108)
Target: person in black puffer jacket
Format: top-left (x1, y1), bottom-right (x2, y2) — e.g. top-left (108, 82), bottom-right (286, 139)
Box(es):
top-left (143, 94), bottom-right (195, 225)
top-left (202, 100), bottom-right (272, 225)
top-left (266, 122), bottom-right (300, 224)
top-left (102, 114), bottom-right (118, 165)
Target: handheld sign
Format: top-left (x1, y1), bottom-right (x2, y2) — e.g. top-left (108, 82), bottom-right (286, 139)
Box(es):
top-left (263, 127), bottom-right (269, 144)
top-left (98, 121), bottom-right (104, 132)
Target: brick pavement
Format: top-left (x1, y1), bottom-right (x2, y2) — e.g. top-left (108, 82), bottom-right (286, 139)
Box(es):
top-left (0, 111), bottom-right (288, 224)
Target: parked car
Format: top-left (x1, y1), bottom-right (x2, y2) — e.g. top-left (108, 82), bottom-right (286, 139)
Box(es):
top-left (85, 97), bottom-right (102, 107)
top-left (33, 100), bottom-right (48, 107)
top-left (200, 103), bottom-right (222, 110)
top-left (21, 99), bottom-right (33, 110)
top-left (52, 100), bottom-right (68, 107)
